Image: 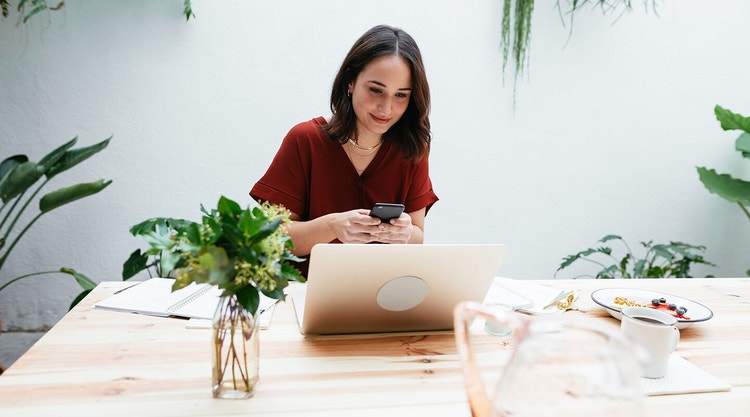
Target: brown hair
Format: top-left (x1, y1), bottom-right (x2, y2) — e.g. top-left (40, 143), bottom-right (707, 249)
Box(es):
top-left (324, 25), bottom-right (431, 161)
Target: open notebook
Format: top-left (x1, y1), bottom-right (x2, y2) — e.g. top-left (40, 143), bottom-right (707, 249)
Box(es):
top-left (94, 278), bottom-right (278, 329)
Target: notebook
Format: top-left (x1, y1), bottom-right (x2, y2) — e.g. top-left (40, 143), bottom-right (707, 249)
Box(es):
top-left (292, 243), bottom-right (507, 335)
top-left (94, 278), bottom-right (278, 329)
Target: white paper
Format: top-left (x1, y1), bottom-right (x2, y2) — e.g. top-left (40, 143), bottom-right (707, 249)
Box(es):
top-left (95, 278), bottom-right (277, 328)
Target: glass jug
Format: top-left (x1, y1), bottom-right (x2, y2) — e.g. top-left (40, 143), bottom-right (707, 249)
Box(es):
top-left (454, 301), bottom-right (643, 417)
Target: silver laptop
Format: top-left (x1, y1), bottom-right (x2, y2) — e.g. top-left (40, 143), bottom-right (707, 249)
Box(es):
top-left (292, 243), bottom-right (507, 335)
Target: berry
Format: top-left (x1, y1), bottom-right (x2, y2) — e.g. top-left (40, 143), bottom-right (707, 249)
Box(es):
top-left (651, 298), bottom-right (660, 306)
top-left (676, 307), bottom-right (687, 316)
top-left (668, 303), bottom-right (677, 310)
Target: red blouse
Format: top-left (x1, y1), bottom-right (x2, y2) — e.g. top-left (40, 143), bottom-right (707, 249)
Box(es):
top-left (250, 117), bottom-right (439, 275)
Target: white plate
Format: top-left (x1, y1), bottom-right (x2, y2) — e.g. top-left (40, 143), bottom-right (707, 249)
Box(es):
top-left (591, 288), bottom-right (713, 329)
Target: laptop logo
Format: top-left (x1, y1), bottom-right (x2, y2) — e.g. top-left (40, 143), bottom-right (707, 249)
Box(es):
top-left (376, 276), bottom-right (429, 311)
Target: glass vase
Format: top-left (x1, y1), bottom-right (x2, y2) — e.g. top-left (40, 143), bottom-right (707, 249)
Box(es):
top-left (212, 294), bottom-right (260, 399)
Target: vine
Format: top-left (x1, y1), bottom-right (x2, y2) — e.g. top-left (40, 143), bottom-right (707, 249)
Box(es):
top-left (501, 0), bottom-right (660, 106)
top-left (0, 0), bottom-right (194, 24)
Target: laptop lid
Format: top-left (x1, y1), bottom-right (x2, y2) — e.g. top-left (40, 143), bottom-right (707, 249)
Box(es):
top-left (292, 243), bottom-right (507, 335)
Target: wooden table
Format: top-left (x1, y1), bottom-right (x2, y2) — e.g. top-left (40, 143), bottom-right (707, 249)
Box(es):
top-left (0, 278), bottom-right (747, 416)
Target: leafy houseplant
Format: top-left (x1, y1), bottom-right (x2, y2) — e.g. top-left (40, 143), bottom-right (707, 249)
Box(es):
top-left (1, 0), bottom-right (194, 24)
top-left (555, 234), bottom-right (715, 279)
top-left (500, 0), bottom-right (659, 105)
top-left (696, 105), bottom-right (750, 276)
top-left (128, 196), bottom-right (305, 398)
top-left (0, 137), bottom-right (112, 310)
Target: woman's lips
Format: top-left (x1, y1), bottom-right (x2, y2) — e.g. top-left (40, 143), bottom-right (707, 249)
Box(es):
top-left (371, 114), bottom-right (390, 124)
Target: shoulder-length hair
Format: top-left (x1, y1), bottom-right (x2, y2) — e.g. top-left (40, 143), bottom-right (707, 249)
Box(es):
top-left (324, 25), bottom-right (431, 161)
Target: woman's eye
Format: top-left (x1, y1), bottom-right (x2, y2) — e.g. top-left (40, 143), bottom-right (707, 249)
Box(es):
top-left (369, 87), bottom-right (383, 94)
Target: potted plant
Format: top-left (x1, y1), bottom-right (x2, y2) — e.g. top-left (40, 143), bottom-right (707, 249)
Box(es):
top-left (555, 234), bottom-right (715, 279)
top-left (127, 196), bottom-right (305, 398)
top-left (0, 137), bottom-right (112, 309)
top-left (696, 105), bottom-right (750, 276)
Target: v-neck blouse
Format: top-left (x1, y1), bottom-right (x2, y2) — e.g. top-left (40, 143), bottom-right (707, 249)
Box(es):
top-left (250, 116), bottom-right (439, 225)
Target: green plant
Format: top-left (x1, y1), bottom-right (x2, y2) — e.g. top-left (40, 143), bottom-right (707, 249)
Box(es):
top-left (1, 0), bottom-right (194, 24)
top-left (500, 0), bottom-right (659, 105)
top-left (696, 105), bottom-right (750, 276)
top-left (126, 196), bottom-right (305, 314)
top-left (122, 217), bottom-right (195, 280)
top-left (0, 137), bottom-right (112, 308)
top-left (555, 234), bottom-right (715, 279)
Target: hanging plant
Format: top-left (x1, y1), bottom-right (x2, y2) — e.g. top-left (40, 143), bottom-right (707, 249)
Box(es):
top-left (501, 0), bottom-right (660, 106)
top-left (0, 0), bottom-right (194, 24)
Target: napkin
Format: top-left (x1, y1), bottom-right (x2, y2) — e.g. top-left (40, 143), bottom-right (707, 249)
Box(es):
top-left (641, 354), bottom-right (731, 396)
top-left (484, 277), bottom-right (575, 314)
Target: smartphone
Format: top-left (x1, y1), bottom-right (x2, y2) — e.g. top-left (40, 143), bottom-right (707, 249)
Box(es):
top-left (369, 203), bottom-right (405, 222)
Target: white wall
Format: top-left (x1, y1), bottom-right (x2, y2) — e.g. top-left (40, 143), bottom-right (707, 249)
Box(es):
top-left (1, 0), bottom-right (748, 330)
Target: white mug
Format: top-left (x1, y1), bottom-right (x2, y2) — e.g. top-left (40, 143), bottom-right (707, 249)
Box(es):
top-left (620, 306), bottom-right (680, 379)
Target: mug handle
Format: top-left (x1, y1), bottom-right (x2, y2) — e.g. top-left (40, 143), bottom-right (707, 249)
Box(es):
top-left (670, 326), bottom-right (680, 352)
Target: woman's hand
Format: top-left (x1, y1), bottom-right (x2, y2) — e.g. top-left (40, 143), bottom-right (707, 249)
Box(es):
top-left (329, 209), bottom-right (384, 244)
top-left (369, 212), bottom-right (415, 244)
top-left (286, 207), bottom-right (426, 256)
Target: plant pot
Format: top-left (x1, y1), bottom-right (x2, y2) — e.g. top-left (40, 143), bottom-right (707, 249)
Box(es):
top-left (212, 295), bottom-right (260, 399)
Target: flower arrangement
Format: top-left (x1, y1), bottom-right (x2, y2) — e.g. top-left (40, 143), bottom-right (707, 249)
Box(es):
top-left (128, 195), bottom-right (304, 398)
top-left (131, 195), bottom-right (305, 314)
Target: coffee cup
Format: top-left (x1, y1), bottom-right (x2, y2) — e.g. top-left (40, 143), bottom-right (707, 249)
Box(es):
top-left (620, 306), bottom-right (680, 379)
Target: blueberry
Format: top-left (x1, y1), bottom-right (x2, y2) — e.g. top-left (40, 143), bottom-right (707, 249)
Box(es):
top-left (668, 303), bottom-right (677, 310)
top-left (651, 298), bottom-right (660, 306)
top-left (659, 297), bottom-right (667, 303)
top-left (676, 306), bottom-right (687, 315)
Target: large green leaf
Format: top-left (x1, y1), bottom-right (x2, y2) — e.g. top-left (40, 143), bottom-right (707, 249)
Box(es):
top-left (715, 105), bottom-right (750, 133)
top-left (45, 136), bottom-right (112, 179)
top-left (122, 249), bottom-right (149, 280)
top-left (0, 161), bottom-right (44, 203)
top-left (60, 267), bottom-right (97, 290)
top-left (0, 155), bottom-right (29, 182)
top-left (736, 132), bottom-right (750, 159)
top-left (696, 167), bottom-right (750, 206)
top-left (129, 217), bottom-right (193, 236)
top-left (39, 179), bottom-right (112, 212)
top-left (38, 137), bottom-right (77, 172)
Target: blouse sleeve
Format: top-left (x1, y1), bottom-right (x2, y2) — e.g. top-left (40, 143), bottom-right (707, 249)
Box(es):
top-left (250, 122), bottom-right (316, 217)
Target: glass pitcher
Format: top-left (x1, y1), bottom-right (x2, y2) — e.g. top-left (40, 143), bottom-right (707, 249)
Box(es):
top-left (454, 301), bottom-right (643, 417)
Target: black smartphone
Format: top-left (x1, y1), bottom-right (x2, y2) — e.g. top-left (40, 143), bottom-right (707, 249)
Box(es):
top-left (369, 203), bottom-right (405, 222)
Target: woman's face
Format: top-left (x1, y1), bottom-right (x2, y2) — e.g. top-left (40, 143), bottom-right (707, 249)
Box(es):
top-left (349, 54), bottom-right (412, 141)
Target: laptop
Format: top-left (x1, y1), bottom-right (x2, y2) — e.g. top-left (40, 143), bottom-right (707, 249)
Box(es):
top-left (292, 243), bottom-right (507, 335)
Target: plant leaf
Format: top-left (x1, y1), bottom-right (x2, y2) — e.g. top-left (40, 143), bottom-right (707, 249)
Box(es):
top-left (45, 137), bottom-right (111, 179)
top-left (122, 249), bottom-right (149, 280)
top-left (0, 155), bottom-right (29, 184)
top-left (235, 285), bottom-right (261, 314)
top-left (600, 234), bottom-right (622, 243)
top-left (696, 167), bottom-right (750, 206)
top-left (736, 132), bottom-right (750, 159)
top-left (39, 179), bottom-right (112, 212)
top-left (38, 137), bottom-right (77, 172)
top-left (69, 290), bottom-right (91, 310)
top-left (715, 105), bottom-right (750, 133)
top-left (129, 217), bottom-right (193, 236)
top-left (0, 161), bottom-right (44, 203)
top-left (60, 267), bottom-right (97, 290)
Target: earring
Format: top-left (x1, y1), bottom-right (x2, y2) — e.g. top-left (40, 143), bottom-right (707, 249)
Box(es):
top-left (347, 90), bottom-right (352, 97)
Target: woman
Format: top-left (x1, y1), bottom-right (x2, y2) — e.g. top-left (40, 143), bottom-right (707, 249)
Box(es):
top-left (250, 24), bottom-right (439, 277)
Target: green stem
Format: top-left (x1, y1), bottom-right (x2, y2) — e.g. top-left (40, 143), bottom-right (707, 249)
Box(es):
top-left (0, 269), bottom-right (65, 292)
top-left (0, 189), bottom-right (26, 234)
top-left (0, 211), bottom-right (43, 270)
top-left (739, 202), bottom-right (750, 224)
top-left (1, 178), bottom-right (48, 242)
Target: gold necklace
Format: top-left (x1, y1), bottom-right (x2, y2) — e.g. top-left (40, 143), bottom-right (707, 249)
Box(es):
top-left (348, 137), bottom-right (382, 151)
